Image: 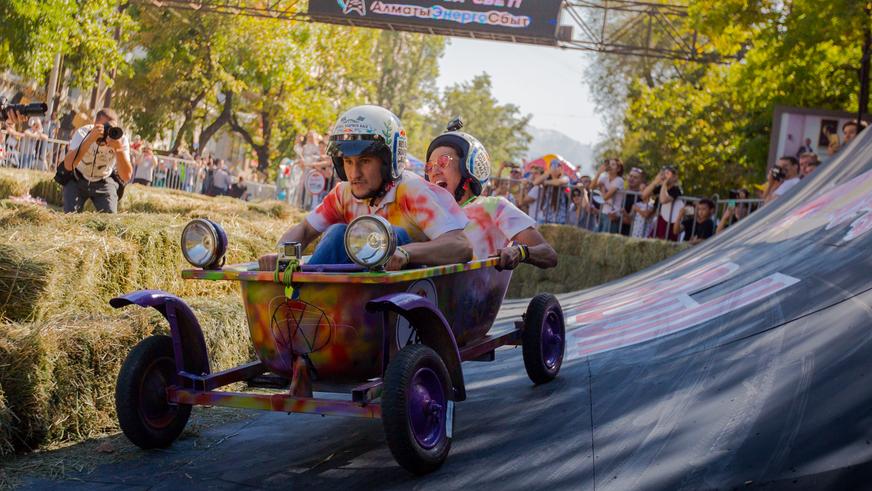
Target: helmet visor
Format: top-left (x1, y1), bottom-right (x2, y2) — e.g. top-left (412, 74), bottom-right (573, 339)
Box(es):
top-left (327, 135), bottom-right (386, 159)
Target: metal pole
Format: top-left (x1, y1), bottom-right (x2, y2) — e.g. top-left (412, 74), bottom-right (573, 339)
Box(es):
top-left (858, 2), bottom-right (872, 125)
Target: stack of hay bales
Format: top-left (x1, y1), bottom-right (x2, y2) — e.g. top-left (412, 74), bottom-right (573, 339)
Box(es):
top-left (506, 225), bottom-right (689, 298)
top-left (0, 174), bottom-right (305, 457)
top-left (0, 301), bottom-right (251, 454)
top-left (0, 169), bottom-right (50, 200)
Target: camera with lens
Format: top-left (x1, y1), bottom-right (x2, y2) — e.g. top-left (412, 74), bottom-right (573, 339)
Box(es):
top-left (0, 98), bottom-right (47, 121)
top-left (98, 123), bottom-right (124, 144)
top-left (277, 241), bottom-right (302, 271)
top-left (770, 166), bottom-right (785, 181)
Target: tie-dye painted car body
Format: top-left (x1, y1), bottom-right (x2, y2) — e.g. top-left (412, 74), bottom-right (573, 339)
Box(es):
top-left (182, 260), bottom-right (513, 384)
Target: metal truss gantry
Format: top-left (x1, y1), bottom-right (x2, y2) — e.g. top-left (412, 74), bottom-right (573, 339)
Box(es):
top-left (132, 0), bottom-right (727, 62)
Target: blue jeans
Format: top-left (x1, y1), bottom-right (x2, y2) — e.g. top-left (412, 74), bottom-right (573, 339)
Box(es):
top-left (598, 211), bottom-right (621, 234)
top-left (309, 223), bottom-right (412, 264)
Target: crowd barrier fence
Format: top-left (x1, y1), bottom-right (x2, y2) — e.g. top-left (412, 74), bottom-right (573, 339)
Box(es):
top-left (1, 135), bottom-right (764, 240)
top-left (488, 177), bottom-right (763, 243)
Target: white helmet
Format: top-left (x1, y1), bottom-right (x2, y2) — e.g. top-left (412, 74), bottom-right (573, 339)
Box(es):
top-left (326, 105), bottom-right (407, 183)
top-left (425, 118), bottom-right (490, 200)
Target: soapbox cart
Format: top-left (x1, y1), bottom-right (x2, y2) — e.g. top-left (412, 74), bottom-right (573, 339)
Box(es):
top-left (111, 217), bottom-right (565, 474)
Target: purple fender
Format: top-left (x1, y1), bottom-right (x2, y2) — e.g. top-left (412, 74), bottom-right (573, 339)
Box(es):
top-left (110, 289), bottom-right (211, 378)
top-left (366, 292), bottom-right (466, 401)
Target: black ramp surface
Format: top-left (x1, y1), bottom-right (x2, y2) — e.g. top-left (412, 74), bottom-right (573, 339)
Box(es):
top-left (20, 131), bottom-right (872, 490)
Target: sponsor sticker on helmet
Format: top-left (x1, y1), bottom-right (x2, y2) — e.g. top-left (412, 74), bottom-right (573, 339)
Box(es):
top-left (472, 147), bottom-right (490, 182)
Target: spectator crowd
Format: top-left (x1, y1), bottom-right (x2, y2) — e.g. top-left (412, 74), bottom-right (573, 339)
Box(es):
top-left (128, 141), bottom-right (253, 200)
top-left (481, 123), bottom-right (865, 245)
top-left (2, 106), bottom-right (866, 231)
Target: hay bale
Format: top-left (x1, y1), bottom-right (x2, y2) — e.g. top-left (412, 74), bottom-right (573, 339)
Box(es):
top-left (0, 176), bottom-right (29, 200)
top-left (0, 169), bottom-right (49, 200)
top-left (0, 322), bottom-right (56, 453)
top-left (507, 225), bottom-right (689, 298)
top-left (0, 383), bottom-right (14, 457)
top-left (28, 178), bottom-right (63, 207)
top-left (0, 201), bottom-right (53, 228)
top-left (0, 293), bottom-right (253, 454)
top-left (0, 209), bottom-right (292, 322)
top-left (0, 243), bottom-right (51, 322)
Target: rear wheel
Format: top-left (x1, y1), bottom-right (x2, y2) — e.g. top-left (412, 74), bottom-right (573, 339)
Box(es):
top-left (115, 335), bottom-right (191, 448)
top-left (382, 344), bottom-right (453, 475)
top-left (522, 293), bottom-right (565, 385)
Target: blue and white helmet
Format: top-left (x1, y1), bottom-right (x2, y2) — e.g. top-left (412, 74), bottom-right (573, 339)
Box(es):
top-left (426, 125), bottom-right (491, 198)
top-left (327, 105), bottom-right (407, 183)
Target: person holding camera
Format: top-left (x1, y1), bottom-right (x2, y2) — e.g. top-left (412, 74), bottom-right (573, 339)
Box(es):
top-left (61, 108), bottom-right (132, 213)
top-left (641, 165), bottom-right (683, 241)
top-left (763, 156), bottom-right (800, 205)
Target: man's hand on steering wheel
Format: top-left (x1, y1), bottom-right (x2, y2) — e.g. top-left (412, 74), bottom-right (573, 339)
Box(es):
top-left (495, 245), bottom-right (523, 271)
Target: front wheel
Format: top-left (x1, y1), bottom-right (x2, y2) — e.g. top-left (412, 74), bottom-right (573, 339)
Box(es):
top-left (382, 344), bottom-right (453, 475)
top-left (522, 293), bottom-right (565, 385)
top-left (115, 335), bottom-right (191, 448)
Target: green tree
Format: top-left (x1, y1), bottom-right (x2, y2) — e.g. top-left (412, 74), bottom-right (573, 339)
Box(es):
top-left (370, 31), bottom-right (446, 160)
top-left (115, 7), bottom-right (235, 152)
top-left (371, 31), bottom-right (446, 120)
top-left (595, 0), bottom-right (870, 195)
top-left (428, 74), bottom-right (531, 166)
top-left (222, 18), bottom-right (377, 172)
top-left (0, 0), bottom-right (131, 91)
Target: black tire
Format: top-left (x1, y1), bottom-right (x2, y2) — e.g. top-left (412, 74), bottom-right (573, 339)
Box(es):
top-left (382, 344), bottom-right (453, 475)
top-left (115, 335), bottom-right (191, 449)
top-left (522, 293), bottom-right (565, 385)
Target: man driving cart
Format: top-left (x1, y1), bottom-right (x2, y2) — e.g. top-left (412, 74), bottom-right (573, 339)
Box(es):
top-left (259, 105), bottom-right (472, 271)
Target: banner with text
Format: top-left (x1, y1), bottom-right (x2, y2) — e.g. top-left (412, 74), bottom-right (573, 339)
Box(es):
top-left (308, 1), bottom-right (563, 42)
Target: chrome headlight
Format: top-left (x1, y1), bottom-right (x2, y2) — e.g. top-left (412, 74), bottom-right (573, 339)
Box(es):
top-left (181, 219), bottom-right (227, 269)
top-left (344, 215), bottom-right (397, 270)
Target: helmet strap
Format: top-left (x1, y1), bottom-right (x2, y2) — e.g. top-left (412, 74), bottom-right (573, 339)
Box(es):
top-left (368, 164), bottom-right (396, 207)
top-left (455, 177), bottom-right (480, 205)
top-left (454, 178), bottom-right (469, 202)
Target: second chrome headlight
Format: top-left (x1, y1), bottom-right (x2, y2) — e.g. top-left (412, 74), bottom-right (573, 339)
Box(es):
top-left (343, 215), bottom-right (397, 270)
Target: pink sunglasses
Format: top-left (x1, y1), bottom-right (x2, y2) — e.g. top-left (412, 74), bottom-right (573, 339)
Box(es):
top-left (425, 154), bottom-right (454, 174)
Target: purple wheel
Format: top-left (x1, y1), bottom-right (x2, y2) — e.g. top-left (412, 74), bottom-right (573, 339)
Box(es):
top-left (382, 344), bottom-right (453, 474)
top-left (115, 335), bottom-right (191, 449)
top-left (522, 293), bottom-right (565, 384)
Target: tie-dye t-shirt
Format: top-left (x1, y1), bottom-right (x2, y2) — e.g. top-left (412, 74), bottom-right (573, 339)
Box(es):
top-left (306, 171), bottom-right (468, 242)
top-left (463, 196), bottom-right (536, 260)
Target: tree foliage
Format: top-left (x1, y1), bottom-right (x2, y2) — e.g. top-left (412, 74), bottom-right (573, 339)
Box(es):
top-left (222, 18), bottom-right (377, 171)
top-left (4, 4), bottom-right (530, 176)
top-left (371, 31), bottom-right (445, 121)
top-left (428, 74), bottom-right (531, 166)
top-left (0, 0), bottom-right (131, 90)
top-left (593, 0), bottom-right (870, 196)
top-left (116, 7), bottom-right (235, 150)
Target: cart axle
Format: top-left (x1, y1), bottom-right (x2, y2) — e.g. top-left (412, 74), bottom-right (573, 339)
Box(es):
top-left (168, 388), bottom-right (381, 419)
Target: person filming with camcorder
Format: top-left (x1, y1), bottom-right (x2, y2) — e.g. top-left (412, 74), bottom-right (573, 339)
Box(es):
top-left (2, 99), bottom-right (48, 166)
top-left (59, 108), bottom-right (132, 213)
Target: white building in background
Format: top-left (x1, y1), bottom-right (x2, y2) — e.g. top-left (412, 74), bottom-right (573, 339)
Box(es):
top-left (770, 105), bottom-right (871, 167)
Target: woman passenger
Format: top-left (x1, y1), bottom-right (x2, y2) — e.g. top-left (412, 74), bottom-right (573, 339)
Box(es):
top-left (425, 129), bottom-right (558, 271)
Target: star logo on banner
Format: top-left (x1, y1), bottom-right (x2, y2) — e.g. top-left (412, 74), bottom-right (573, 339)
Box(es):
top-left (338, 0), bottom-right (366, 16)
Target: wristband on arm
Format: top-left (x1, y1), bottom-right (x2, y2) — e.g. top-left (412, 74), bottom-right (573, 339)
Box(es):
top-left (397, 246), bottom-right (411, 268)
top-left (517, 244), bottom-right (530, 263)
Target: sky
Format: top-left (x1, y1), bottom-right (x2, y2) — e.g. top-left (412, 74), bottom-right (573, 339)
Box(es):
top-left (436, 37), bottom-right (604, 146)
